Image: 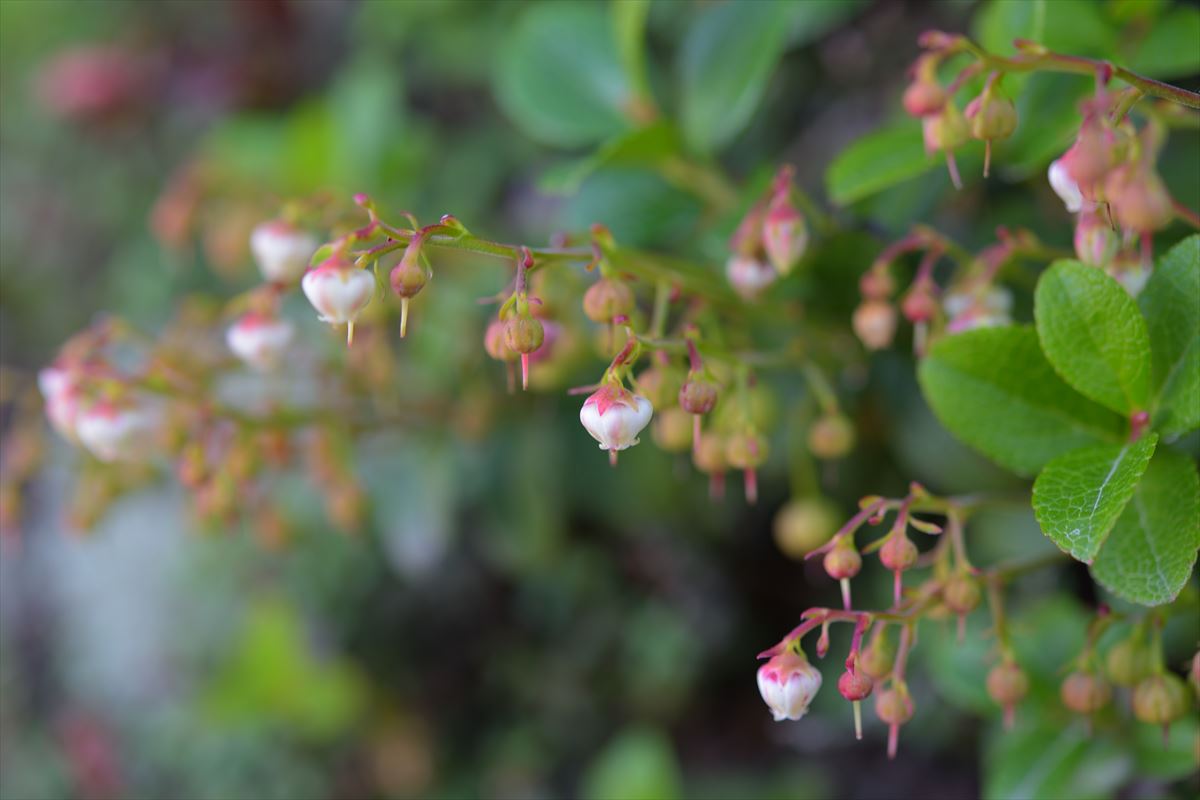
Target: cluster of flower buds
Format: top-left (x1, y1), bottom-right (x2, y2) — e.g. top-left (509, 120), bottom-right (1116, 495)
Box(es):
top-left (1047, 91), bottom-right (1178, 287)
top-left (725, 166), bottom-right (809, 298)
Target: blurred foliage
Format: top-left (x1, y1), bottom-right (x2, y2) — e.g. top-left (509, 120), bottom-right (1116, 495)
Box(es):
top-left (1, 2), bottom-right (1198, 800)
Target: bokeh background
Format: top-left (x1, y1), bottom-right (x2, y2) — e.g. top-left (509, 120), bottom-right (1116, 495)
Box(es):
top-left (1, 1), bottom-right (1198, 799)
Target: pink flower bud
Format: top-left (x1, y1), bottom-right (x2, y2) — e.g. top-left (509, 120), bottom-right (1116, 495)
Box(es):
top-left (483, 319), bottom-right (517, 362)
top-left (838, 668), bottom-right (874, 701)
top-left (579, 385), bottom-right (653, 454)
top-left (1104, 163), bottom-right (1174, 234)
top-left (1073, 208), bottom-right (1118, 265)
top-left (678, 373), bottom-right (718, 416)
top-left (903, 79), bottom-right (946, 118)
top-left (762, 195), bottom-right (808, 276)
top-left (852, 300), bottom-right (898, 350)
top-left (250, 220), bottom-right (319, 284)
top-left (76, 399), bottom-right (160, 462)
top-left (1061, 670), bottom-right (1112, 715)
top-left (226, 312), bottom-right (294, 370)
top-left (901, 279), bottom-right (939, 323)
top-left (757, 650), bottom-right (823, 721)
top-left (921, 103), bottom-right (968, 154)
top-left (582, 278), bottom-right (634, 323)
top-left (301, 257), bottom-right (375, 337)
top-left (726, 256), bottom-right (777, 299)
top-left (824, 538), bottom-right (862, 580)
top-left (808, 413), bottom-right (855, 459)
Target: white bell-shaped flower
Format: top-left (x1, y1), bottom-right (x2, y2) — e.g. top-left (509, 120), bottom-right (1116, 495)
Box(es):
top-left (726, 255), bottom-right (777, 299)
top-left (75, 400), bottom-right (161, 462)
top-left (579, 385), bottom-right (653, 456)
top-left (301, 258), bottom-right (375, 346)
top-left (251, 220), bottom-right (319, 284)
top-left (39, 365), bottom-right (82, 441)
top-left (1048, 159), bottom-right (1083, 213)
top-left (226, 312), bottom-right (294, 370)
top-left (757, 650), bottom-right (823, 722)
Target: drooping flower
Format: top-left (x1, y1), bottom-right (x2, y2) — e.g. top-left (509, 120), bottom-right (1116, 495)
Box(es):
top-left (757, 649), bottom-right (823, 721)
top-left (301, 255), bottom-right (375, 345)
top-left (1047, 158), bottom-right (1084, 213)
top-left (226, 312), bottom-right (294, 370)
top-left (579, 383), bottom-right (653, 462)
top-left (251, 219), bottom-right (319, 284)
top-left (726, 255), bottom-right (777, 299)
top-left (762, 192), bottom-right (808, 276)
top-left (75, 399), bottom-right (161, 462)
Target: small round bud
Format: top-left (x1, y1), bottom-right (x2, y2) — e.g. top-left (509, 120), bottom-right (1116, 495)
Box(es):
top-left (859, 264), bottom-right (894, 299)
top-left (679, 374), bottom-right (719, 415)
top-left (773, 498), bottom-right (841, 559)
top-left (859, 632), bottom-right (894, 681)
top-left (1061, 670), bottom-right (1112, 715)
top-left (853, 300), bottom-right (898, 351)
top-left (879, 534), bottom-right (919, 572)
top-left (389, 249), bottom-right (430, 299)
top-left (823, 539), bottom-right (862, 580)
top-left (651, 406), bottom-right (694, 453)
top-left (874, 686), bottom-right (914, 725)
top-left (582, 278), bottom-right (634, 323)
top-left (942, 573), bottom-right (981, 615)
top-left (922, 103), bottom-right (969, 154)
top-left (504, 315), bottom-right (544, 355)
top-left (986, 660), bottom-right (1029, 709)
top-left (807, 413), bottom-right (855, 459)
top-left (484, 319), bottom-right (517, 362)
top-left (692, 432), bottom-right (727, 474)
top-left (1132, 673), bottom-right (1191, 726)
top-left (1105, 164), bottom-right (1174, 233)
top-left (838, 668), bottom-right (874, 702)
top-left (901, 281), bottom-right (939, 323)
top-left (1105, 636), bottom-right (1152, 687)
top-left (725, 431), bottom-right (768, 470)
top-left (903, 79), bottom-right (946, 118)
top-left (966, 92), bottom-right (1017, 142)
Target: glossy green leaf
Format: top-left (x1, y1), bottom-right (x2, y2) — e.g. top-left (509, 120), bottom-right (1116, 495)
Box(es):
top-left (1035, 260), bottom-right (1151, 415)
top-left (677, 1), bottom-right (793, 153)
top-left (1091, 447), bottom-right (1200, 605)
top-left (918, 326), bottom-right (1125, 476)
top-left (1139, 234), bottom-right (1200, 436)
top-left (495, 3), bottom-right (631, 148)
top-left (825, 120), bottom-right (935, 206)
top-left (973, 0), bottom-right (1116, 57)
top-left (1032, 434), bottom-right (1157, 563)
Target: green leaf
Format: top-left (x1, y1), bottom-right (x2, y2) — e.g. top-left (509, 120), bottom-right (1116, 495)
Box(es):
top-left (581, 727), bottom-right (682, 800)
top-left (1032, 434), bottom-right (1157, 563)
top-left (677, 1), bottom-right (793, 153)
top-left (826, 120), bottom-right (935, 206)
top-left (495, 3), bottom-right (631, 148)
top-left (612, 0), bottom-right (653, 104)
top-left (982, 714), bottom-right (1130, 800)
top-left (973, 0), bottom-right (1116, 58)
top-left (1139, 234), bottom-right (1200, 437)
top-left (1128, 6), bottom-right (1200, 78)
top-left (918, 326), bottom-right (1125, 476)
top-left (1091, 447), bottom-right (1200, 605)
top-left (538, 121), bottom-right (682, 196)
top-left (1034, 260), bottom-right (1152, 415)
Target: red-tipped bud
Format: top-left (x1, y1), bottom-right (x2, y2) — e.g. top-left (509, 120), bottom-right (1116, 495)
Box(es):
top-left (901, 279), bottom-right (939, 323)
top-left (903, 55), bottom-right (946, 118)
top-left (679, 373), bottom-right (719, 415)
top-left (1131, 673), bottom-right (1190, 726)
top-left (838, 668), bottom-right (874, 701)
top-left (823, 538), bottom-right (862, 580)
top-left (807, 413), bottom-right (855, 459)
top-left (389, 239), bottom-right (430, 299)
top-left (880, 533), bottom-right (919, 573)
top-left (942, 573), bottom-right (981, 615)
top-left (859, 263), bottom-right (895, 299)
top-left (582, 278), bottom-right (635, 323)
top-left (987, 659), bottom-right (1029, 727)
top-left (1061, 670), bottom-right (1112, 714)
top-left (504, 315), bottom-right (544, 355)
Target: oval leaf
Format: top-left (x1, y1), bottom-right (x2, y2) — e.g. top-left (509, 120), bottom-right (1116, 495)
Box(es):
top-left (495, 3), bottom-right (632, 148)
top-left (1091, 447), bottom-right (1200, 606)
top-left (1035, 260), bottom-right (1151, 415)
top-left (677, 1), bottom-right (793, 153)
top-left (918, 326), bottom-right (1125, 476)
top-left (1139, 234), bottom-right (1200, 436)
top-left (1032, 434), bottom-right (1157, 564)
top-left (826, 120), bottom-right (934, 206)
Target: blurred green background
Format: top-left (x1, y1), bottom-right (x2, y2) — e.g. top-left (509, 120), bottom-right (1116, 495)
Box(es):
top-left (0, 1), bottom-right (1197, 799)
